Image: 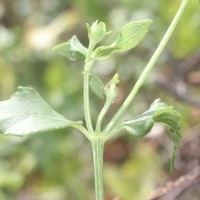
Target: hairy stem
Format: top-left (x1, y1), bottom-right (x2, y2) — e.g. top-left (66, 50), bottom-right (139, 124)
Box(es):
top-left (72, 124), bottom-right (91, 139)
top-left (104, 0), bottom-right (191, 133)
top-left (92, 138), bottom-right (105, 200)
top-left (84, 43), bottom-right (96, 133)
top-left (96, 99), bottom-right (112, 133)
top-left (84, 66), bottom-right (94, 133)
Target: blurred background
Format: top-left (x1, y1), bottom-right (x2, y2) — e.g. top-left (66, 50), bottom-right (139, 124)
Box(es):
top-left (0, 0), bottom-right (200, 199)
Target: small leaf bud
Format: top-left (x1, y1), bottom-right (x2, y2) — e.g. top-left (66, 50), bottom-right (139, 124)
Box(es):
top-left (86, 20), bottom-right (110, 44)
top-left (104, 73), bottom-right (120, 104)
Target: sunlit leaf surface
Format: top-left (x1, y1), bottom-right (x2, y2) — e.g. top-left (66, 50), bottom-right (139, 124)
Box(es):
top-left (93, 19), bottom-right (153, 60)
top-left (0, 87), bottom-right (82, 136)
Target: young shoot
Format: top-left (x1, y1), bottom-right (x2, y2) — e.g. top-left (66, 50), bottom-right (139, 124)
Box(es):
top-left (0, 0), bottom-right (192, 199)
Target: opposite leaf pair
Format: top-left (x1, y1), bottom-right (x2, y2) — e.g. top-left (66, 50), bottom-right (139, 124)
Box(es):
top-left (0, 86), bottom-right (181, 172)
top-left (0, 19), bottom-right (182, 174)
top-left (53, 20), bottom-right (152, 61)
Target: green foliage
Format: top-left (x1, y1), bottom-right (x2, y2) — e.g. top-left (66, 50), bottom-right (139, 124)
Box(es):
top-left (123, 99), bottom-right (181, 137)
top-left (53, 20), bottom-right (152, 61)
top-left (0, 0), bottom-right (193, 198)
top-left (0, 87), bottom-right (82, 136)
top-left (53, 36), bottom-right (87, 60)
top-left (104, 73), bottom-right (120, 104)
top-left (93, 20), bottom-right (152, 60)
top-left (123, 99), bottom-right (181, 172)
top-left (0, 17), bottom-right (183, 199)
top-left (89, 74), bottom-right (105, 99)
top-left (86, 20), bottom-right (111, 44)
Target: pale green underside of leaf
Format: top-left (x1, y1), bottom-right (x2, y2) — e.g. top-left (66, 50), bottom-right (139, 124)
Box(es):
top-left (53, 35), bottom-right (87, 60)
top-left (0, 87), bottom-right (82, 136)
top-left (93, 19), bottom-right (153, 60)
top-left (89, 74), bottom-right (105, 99)
top-left (123, 99), bottom-right (181, 137)
top-left (123, 99), bottom-right (181, 172)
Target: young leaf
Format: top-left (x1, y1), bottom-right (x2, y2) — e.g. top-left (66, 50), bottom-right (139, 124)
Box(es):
top-left (92, 45), bottom-right (117, 61)
top-left (104, 73), bottom-right (120, 104)
top-left (93, 19), bottom-right (153, 60)
top-left (123, 99), bottom-right (180, 137)
top-left (0, 87), bottom-right (82, 136)
top-left (123, 99), bottom-right (181, 172)
top-left (86, 20), bottom-right (111, 44)
top-left (115, 20), bottom-right (153, 52)
top-left (89, 74), bottom-right (105, 99)
top-left (53, 35), bottom-right (87, 60)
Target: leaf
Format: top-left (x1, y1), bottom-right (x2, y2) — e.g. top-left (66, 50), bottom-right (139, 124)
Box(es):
top-left (115, 20), bottom-right (153, 52)
top-left (53, 35), bottom-right (87, 60)
top-left (89, 74), bottom-right (105, 99)
top-left (0, 87), bottom-right (82, 136)
top-left (93, 45), bottom-right (117, 60)
top-left (93, 19), bottom-right (153, 60)
top-left (123, 99), bottom-right (181, 172)
top-left (70, 36), bottom-right (88, 56)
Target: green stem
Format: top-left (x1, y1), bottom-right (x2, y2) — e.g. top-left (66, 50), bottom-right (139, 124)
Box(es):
top-left (104, 0), bottom-right (191, 134)
top-left (84, 42), bottom-right (96, 133)
top-left (84, 66), bottom-right (94, 133)
top-left (96, 100), bottom-right (112, 133)
top-left (72, 124), bottom-right (91, 139)
top-left (104, 124), bottom-right (124, 140)
top-left (92, 138), bottom-right (105, 200)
